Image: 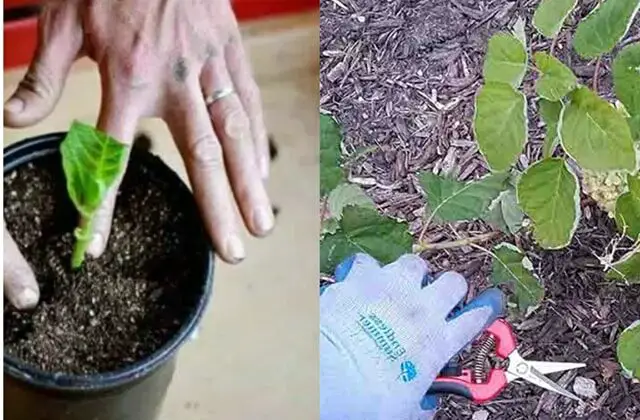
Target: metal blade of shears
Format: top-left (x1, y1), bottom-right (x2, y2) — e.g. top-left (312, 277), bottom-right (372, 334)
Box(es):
top-left (524, 360), bottom-right (586, 376)
top-left (520, 366), bottom-right (583, 402)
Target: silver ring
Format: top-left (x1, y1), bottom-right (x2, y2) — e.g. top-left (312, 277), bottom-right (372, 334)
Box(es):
top-left (204, 87), bottom-right (235, 105)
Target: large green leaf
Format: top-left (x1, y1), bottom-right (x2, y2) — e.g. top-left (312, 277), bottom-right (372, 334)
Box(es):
top-left (517, 158), bottom-right (580, 249)
top-left (485, 189), bottom-right (525, 234)
top-left (320, 114), bottom-right (346, 196)
top-left (474, 83), bottom-right (528, 172)
top-left (613, 42), bottom-right (640, 140)
top-left (483, 33), bottom-right (528, 88)
top-left (560, 87), bottom-right (636, 172)
top-left (320, 206), bottom-right (412, 274)
top-left (491, 242), bottom-right (545, 312)
top-left (533, 0), bottom-right (578, 38)
top-left (617, 321), bottom-right (640, 380)
top-left (327, 183), bottom-right (375, 220)
top-left (60, 120), bottom-right (128, 218)
top-left (534, 52), bottom-right (578, 102)
top-left (539, 99), bottom-right (563, 158)
top-left (573, 0), bottom-right (640, 59)
top-left (606, 248), bottom-right (640, 283)
top-left (419, 172), bottom-right (509, 222)
top-left (615, 174), bottom-right (640, 240)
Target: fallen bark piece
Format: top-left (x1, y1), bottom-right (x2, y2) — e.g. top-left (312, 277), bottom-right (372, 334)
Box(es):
top-left (472, 409), bottom-right (490, 420)
top-left (573, 376), bottom-right (599, 399)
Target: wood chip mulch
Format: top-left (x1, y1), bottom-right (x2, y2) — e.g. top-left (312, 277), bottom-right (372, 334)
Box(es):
top-left (320, 0), bottom-right (640, 418)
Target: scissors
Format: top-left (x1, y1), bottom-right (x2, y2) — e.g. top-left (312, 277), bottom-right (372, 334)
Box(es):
top-left (426, 319), bottom-right (586, 404)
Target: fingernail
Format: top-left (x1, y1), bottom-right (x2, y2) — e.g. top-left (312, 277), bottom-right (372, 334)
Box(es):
top-left (4, 97), bottom-right (25, 114)
top-left (225, 236), bottom-right (246, 263)
top-left (253, 206), bottom-right (274, 235)
top-left (15, 288), bottom-right (39, 310)
top-left (87, 233), bottom-right (104, 257)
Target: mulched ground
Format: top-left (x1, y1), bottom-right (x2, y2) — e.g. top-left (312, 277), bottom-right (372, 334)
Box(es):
top-left (320, 0), bottom-right (640, 418)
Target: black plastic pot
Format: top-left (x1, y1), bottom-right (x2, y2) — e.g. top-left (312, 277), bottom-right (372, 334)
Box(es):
top-left (3, 132), bottom-right (214, 420)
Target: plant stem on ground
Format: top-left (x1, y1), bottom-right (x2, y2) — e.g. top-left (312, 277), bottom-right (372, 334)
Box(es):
top-left (414, 231), bottom-right (500, 253)
top-left (72, 216), bottom-right (93, 269)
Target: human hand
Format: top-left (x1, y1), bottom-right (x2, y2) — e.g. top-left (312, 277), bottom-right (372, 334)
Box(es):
top-left (4, 0), bottom-right (272, 266)
top-left (319, 254), bottom-right (505, 420)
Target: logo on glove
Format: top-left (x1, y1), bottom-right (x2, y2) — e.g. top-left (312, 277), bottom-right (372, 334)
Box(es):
top-left (357, 313), bottom-right (406, 361)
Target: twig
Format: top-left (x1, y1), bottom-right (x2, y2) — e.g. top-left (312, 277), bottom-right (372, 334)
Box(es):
top-left (414, 231), bottom-right (500, 252)
top-left (550, 36), bottom-right (559, 56)
top-left (593, 57), bottom-right (602, 92)
top-left (417, 213), bottom-right (436, 244)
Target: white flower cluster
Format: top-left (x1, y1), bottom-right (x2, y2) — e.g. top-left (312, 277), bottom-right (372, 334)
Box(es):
top-left (581, 143), bottom-right (640, 218)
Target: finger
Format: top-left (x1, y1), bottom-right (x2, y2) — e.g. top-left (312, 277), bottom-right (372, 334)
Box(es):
top-left (86, 83), bottom-right (142, 257)
top-left (334, 253), bottom-right (380, 282)
top-left (3, 225), bottom-right (39, 310)
top-left (419, 271), bottom-right (469, 316)
top-left (201, 58), bottom-right (274, 237)
top-left (166, 77), bottom-right (245, 264)
top-left (225, 33), bottom-right (269, 179)
top-left (442, 304), bottom-right (496, 359)
top-left (448, 288), bottom-right (505, 323)
top-left (382, 254), bottom-right (429, 292)
top-left (4, 3), bottom-right (82, 127)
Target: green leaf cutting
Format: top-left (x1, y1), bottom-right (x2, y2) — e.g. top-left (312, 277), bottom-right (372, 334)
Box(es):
top-left (617, 321), bottom-right (640, 379)
top-left (474, 82), bottom-right (528, 172)
top-left (533, 0), bottom-right (578, 38)
top-left (517, 158), bottom-right (580, 249)
top-left (485, 189), bottom-right (525, 235)
top-left (320, 205), bottom-right (412, 274)
top-left (320, 114), bottom-right (346, 196)
top-left (327, 183), bottom-right (375, 220)
top-left (482, 33), bottom-right (528, 88)
top-left (60, 120), bottom-right (128, 268)
top-left (615, 174), bottom-right (640, 240)
top-left (539, 99), bottom-right (563, 158)
top-left (419, 171), bottom-right (509, 223)
top-left (534, 52), bottom-right (578, 102)
top-left (606, 248), bottom-right (640, 283)
top-left (573, 0), bottom-right (640, 59)
top-left (491, 242), bottom-right (545, 312)
top-left (560, 87), bottom-right (636, 172)
top-left (613, 42), bottom-right (640, 140)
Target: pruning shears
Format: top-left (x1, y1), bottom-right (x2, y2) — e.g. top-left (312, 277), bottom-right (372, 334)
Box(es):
top-left (426, 319), bottom-right (586, 404)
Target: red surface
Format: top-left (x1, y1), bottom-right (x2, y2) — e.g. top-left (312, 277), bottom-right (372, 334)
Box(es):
top-left (4, 0), bottom-right (318, 70)
top-left (4, 17), bottom-right (38, 70)
top-left (486, 319), bottom-right (518, 358)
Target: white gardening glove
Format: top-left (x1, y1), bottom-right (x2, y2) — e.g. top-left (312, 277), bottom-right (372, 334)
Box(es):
top-left (320, 253), bottom-right (505, 420)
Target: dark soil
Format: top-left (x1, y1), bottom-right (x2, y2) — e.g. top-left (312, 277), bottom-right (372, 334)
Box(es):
top-left (321, 0), bottom-right (640, 418)
top-left (4, 151), bottom-right (206, 376)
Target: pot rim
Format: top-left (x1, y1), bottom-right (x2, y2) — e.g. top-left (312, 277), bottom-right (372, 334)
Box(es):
top-left (3, 132), bottom-right (215, 392)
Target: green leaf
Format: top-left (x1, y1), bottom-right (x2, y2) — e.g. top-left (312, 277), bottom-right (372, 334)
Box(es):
top-left (491, 242), bottom-right (545, 312)
top-left (615, 174), bottom-right (640, 240)
top-left (533, 0), bottom-right (578, 38)
top-left (320, 206), bottom-right (412, 274)
top-left (474, 83), bottom-right (528, 172)
top-left (485, 189), bottom-right (525, 234)
top-left (539, 99), bottom-right (563, 158)
top-left (534, 52), bottom-right (578, 101)
top-left (573, 0), bottom-right (640, 59)
top-left (327, 183), bottom-right (375, 220)
top-left (60, 120), bottom-right (128, 268)
top-left (61, 120), bottom-right (128, 217)
top-left (560, 87), bottom-right (636, 172)
top-left (322, 218), bottom-right (339, 236)
top-left (517, 158), bottom-right (580, 249)
top-left (419, 172), bottom-right (509, 223)
top-left (606, 248), bottom-right (640, 283)
top-left (617, 320), bottom-right (640, 379)
top-left (613, 42), bottom-right (640, 140)
top-left (320, 114), bottom-right (346, 196)
top-left (483, 33), bottom-right (528, 88)
top-left (512, 16), bottom-right (527, 49)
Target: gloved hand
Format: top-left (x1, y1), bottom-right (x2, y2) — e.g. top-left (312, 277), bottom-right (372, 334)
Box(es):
top-left (320, 253), bottom-right (505, 420)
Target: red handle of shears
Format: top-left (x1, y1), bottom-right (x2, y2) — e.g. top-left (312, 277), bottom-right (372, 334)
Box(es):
top-left (426, 319), bottom-right (518, 404)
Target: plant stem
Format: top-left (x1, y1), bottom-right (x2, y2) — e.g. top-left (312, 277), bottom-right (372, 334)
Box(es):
top-left (71, 216), bottom-right (93, 269)
top-left (414, 231), bottom-right (500, 253)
